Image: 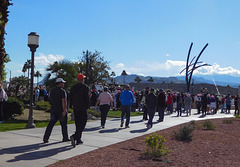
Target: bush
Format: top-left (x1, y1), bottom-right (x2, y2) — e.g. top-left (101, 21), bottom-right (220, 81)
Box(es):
top-left (202, 120), bottom-right (216, 130)
top-left (3, 97), bottom-right (24, 120)
top-left (145, 133), bottom-right (170, 157)
top-left (35, 101), bottom-right (51, 111)
top-left (88, 109), bottom-right (101, 117)
top-left (174, 123), bottom-right (195, 141)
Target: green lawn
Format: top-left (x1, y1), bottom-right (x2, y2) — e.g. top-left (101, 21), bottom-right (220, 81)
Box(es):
top-left (0, 110), bottom-right (142, 132)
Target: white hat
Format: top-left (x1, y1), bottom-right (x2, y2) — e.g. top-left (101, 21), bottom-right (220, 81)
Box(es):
top-left (55, 78), bottom-right (66, 83)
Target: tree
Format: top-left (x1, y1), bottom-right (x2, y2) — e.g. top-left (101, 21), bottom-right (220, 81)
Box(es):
top-left (121, 70), bottom-right (127, 84)
top-left (78, 50), bottom-right (111, 85)
top-left (34, 71), bottom-right (42, 87)
top-left (10, 75), bottom-right (29, 98)
top-left (148, 76), bottom-right (154, 82)
top-left (0, 0), bottom-right (12, 82)
top-left (44, 60), bottom-right (78, 91)
top-left (134, 76), bottom-right (142, 83)
top-left (110, 71), bottom-right (116, 83)
top-left (24, 59), bottom-right (31, 80)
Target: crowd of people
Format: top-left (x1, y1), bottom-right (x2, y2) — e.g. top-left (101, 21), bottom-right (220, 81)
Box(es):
top-left (42, 74), bottom-right (239, 148)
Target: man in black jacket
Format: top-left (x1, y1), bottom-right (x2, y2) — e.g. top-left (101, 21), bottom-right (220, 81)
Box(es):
top-left (146, 88), bottom-right (157, 129)
top-left (70, 73), bottom-right (90, 147)
top-left (157, 89), bottom-right (166, 122)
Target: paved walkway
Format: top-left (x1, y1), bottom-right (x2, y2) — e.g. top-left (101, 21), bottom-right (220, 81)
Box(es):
top-left (0, 109), bottom-right (234, 167)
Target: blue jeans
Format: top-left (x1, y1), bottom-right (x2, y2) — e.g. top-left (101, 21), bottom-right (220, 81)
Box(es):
top-left (121, 105), bottom-right (131, 126)
top-left (100, 104), bottom-right (110, 126)
top-left (147, 108), bottom-right (156, 127)
top-left (158, 106), bottom-right (165, 121)
top-left (167, 104), bottom-right (173, 114)
top-left (43, 112), bottom-right (68, 141)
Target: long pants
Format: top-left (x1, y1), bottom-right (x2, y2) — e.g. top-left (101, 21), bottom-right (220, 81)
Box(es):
top-left (43, 112), bottom-right (68, 141)
top-left (100, 104), bottom-right (110, 127)
top-left (177, 103), bottom-right (182, 116)
top-left (72, 110), bottom-right (87, 143)
top-left (202, 105), bottom-right (207, 115)
top-left (158, 106), bottom-right (165, 121)
top-left (142, 105), bottom-right (148, 120)
top-left (147, 108), bottom-right (156, 127)
top-left (121, 105), bottom-right (131, 126)
top-left (0, 101), bottom-right (3, 121)
top-left (167, 104), bottom-right (173, 114)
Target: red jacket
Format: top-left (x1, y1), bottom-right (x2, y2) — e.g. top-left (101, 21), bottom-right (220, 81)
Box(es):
top-left (166, 95), bottom-right (173, 105)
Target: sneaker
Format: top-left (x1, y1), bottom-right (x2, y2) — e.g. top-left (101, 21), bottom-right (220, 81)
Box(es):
top-left (101, 126), bottom-right (105, 128)
top-left (70, 135), bottom-right (76, 148)
top-left (76, 140), bottom-right (83, 145)
top-left (147, 125), bottom-right (152, 129)
top-left (120, 121), bottom-right (124, 127)
top-left (125, 125), bottom-right (130, 128)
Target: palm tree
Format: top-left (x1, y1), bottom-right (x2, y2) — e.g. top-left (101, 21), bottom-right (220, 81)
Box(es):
top-left (22, 63), bottom-right (27, 76)
top-left (110, 71), bottom-right (116, 83)
top-left (0, 0), bottom-right (13, 81)
top-left (134, 76), bottom-right (142, 83)
top-left (121, 70), bottom-right (127, 84)
top-left (148, 76), bottom-right (154, 82)
top-left (34, 71), bottom-right (42, 87)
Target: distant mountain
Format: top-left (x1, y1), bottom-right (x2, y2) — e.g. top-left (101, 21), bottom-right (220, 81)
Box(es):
top-left (114, 74), bottom-right (240, 88)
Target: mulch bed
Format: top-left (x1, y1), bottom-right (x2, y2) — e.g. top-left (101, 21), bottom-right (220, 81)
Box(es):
top-left (48, 118), bottom-right (240, 167)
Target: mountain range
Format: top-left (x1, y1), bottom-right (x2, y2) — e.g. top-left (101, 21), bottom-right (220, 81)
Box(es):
top-left (113, 74), bottom-right (240, 88)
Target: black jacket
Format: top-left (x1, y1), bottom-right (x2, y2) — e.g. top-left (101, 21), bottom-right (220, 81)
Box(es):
top-left (70, 82), bottom-right (90, 111)
top-left (158, 92), bottom-right (166, 108)
top-left (146, 93), bottom-right (157, 109)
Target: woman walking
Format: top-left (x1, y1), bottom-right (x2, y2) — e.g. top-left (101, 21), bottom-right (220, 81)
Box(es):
top-left (96, 87), bottom-right (113, 128)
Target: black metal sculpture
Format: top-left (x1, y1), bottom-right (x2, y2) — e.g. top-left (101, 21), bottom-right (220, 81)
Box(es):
top-left (180, 43), bottom-right (211, 93)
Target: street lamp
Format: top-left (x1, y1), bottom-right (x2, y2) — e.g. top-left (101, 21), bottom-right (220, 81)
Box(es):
top-left (26, 32), bottom-right (39, 128)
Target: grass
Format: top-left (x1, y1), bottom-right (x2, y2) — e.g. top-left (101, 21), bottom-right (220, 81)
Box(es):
top-left (0, 120), bottom-right (75, 132)
top-left (0, 110), bottom-right (142, 132)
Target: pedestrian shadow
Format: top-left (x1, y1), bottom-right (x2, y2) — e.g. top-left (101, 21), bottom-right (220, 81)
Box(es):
top-left (109, 118), bottom-right (121, 122)
top-left (0, 141), bottom-right (62, 155)
top-left (130, 120), bottom-right (143, 124)
top-left (130, 128), bottom-right (149, 133)
top-left (84, 126), bottom-right (101, 132)
top-left (99, 128), bottom-right (122, 133)
top-left (7, 145), bottom-right (72, 162)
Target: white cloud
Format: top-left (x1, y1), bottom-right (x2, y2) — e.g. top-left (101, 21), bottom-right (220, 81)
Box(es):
top-left (35, 53), bottom-right (64, 65)
top-left (111, 60), bottom-right (240, 77)
top-left (166, 54), bottom-right (171, 57)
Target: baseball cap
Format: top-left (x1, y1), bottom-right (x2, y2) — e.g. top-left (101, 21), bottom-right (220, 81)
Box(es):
top-left (77, 73), bottom-right (86, 81)
top-left (55, 78), bottom-right (66, 83)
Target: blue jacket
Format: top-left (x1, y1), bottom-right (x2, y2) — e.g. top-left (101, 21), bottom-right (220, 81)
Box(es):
top-left (119, 90), bottom-right (134, 106)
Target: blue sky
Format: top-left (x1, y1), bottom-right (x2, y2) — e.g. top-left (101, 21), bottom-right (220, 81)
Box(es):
top-left (4, 0), bottom-right (240, 82)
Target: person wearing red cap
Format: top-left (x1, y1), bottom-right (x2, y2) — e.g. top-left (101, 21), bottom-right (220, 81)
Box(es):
top-left (69, 73), bottom-right (90, 147)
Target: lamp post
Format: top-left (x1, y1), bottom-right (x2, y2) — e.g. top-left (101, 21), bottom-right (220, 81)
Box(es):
top-left (26, 32), bottom-right (39, 128)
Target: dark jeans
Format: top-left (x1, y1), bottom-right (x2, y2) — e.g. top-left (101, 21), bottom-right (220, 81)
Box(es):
top-left (72, 109), bottom-right (87, 143)
top-left (177, 103), bottom-right (182, 116)
top-left (121, 105), bottom-right (131, 126)
top-left (43, 112), bottom-right (68, 141)
top-left (100, 104), bottom-right (110, 126)
top-left (147, 108), bottom-right (156, 127)
top-left (142, 105), bottom-right (148, 120)
top-left (0, 101), bottom-right (3, 121)
top-left (158, 106), bottom-right (165, 121)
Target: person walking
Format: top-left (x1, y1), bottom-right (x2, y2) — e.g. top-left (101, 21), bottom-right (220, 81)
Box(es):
top-left (95, 86), bottom-right (113, 128)
top-left (184, 93), bottom-right (192, 116)
top-left (141, 87), bottom-right (149, 120)
top-left (176, 92), bottom-right (183, 117)
top-left (0, 84), bottom-right (8, 123)
top-left (70, 74), bottom-right (90, 147)
top-left (146, 88), bottom-right (157, 129)
top-left (166, 91), bottom-right (173, 114)
top-left (43, 78), bottom-right (69, 143)
top-left (119, 85), bottom-right (134, 128)
top-left (157, 89), bottom-right (166, 122)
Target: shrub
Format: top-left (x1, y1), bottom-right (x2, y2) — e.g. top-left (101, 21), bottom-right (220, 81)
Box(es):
top-left (174, 123), bottom-right (195, 141)
top-left (235, 114), bottom-right (240, 119)
top-left (3, 97), bottom-right (24, 120)
top-left (145, 133), bottom-right (170, 157)
top-left (35, 101), bottom-right (51, 111)
top-left (202, 120), bottom-right (216, 130)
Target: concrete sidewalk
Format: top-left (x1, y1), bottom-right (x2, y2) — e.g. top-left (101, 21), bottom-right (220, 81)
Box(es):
top-left (0, 109), bottom-right (234, 167)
